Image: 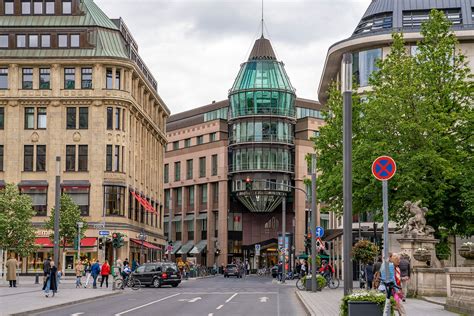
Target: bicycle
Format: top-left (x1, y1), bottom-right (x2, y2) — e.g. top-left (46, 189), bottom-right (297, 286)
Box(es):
top-left (296, 274), bottom-right (308, 290)
top-left (323, 273), bottom-right (340, 289)
top-left (114, 274), bottom-right (141, 290)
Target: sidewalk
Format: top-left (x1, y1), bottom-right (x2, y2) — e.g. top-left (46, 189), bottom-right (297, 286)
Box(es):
top-left (1, 276), bottom-right (120, 316)
top-left (296, 287), bottom-right (458, 316)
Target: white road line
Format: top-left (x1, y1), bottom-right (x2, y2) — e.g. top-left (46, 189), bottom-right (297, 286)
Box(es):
top-left (114, 293), bottom-right (180, 316)
top-left (208, 314), bottom-right (213, 316)
top-left (71, 313), bottom-right (84, 316)
top-left (179, 292), bottom-right (278, 295)
top-left (225, 293), bottom-right (238, 303)
top-left (216, 305), bottom-right (224, 310)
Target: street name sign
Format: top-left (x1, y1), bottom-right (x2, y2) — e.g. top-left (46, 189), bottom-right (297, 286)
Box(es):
top-left (98, 230), bottom-right (110, 236)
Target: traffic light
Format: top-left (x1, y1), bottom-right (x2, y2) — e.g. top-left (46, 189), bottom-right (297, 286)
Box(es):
top-left (245, 177), bottom-right (252, 191)
top-left (215, 249), bottom-right (221, 256)
top-left (98, 238), bottom-right (104, 250)
top-left (112, 232), bottom-right (124, 248)
top-left (304, 234), bottom-right (311, 249)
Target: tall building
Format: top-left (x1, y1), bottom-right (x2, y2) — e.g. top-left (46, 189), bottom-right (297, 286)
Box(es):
top-left (318, 0), bottom-right (474, 277)
top-left (164, 35), bottom-right (323, 268)
top-left (0, 0), bottom-right (169, 274)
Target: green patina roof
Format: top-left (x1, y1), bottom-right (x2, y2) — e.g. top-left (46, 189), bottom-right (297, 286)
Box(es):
top-left (0, 0), bottom-right (117, 29)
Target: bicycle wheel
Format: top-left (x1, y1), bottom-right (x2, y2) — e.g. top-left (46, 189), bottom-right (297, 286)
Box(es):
top-left (130, 277), bottom-right (141, 290)
top-left (114, 278), bottom-right (124, 290)
top-left (296, 278), bottom-right (306, 290)
top-left (328, 277), bottom-right (340, 289)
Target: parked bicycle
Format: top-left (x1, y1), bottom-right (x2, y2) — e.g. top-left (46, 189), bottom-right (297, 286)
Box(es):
top-left (114, 274), bottom-right (141, 290)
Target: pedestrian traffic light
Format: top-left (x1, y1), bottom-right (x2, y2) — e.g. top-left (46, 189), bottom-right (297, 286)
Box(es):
top-left (245, 177), bottom-right (252, 191)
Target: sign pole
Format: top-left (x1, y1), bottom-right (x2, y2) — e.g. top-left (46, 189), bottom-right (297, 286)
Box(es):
top-left (311, 153), bottom-right (317, 292)
top-left (382, 179), bottom-right (390, 316)
top-left (281, 196), bottom-right (286, 283)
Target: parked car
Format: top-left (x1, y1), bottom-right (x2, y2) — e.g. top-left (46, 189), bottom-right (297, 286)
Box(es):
top-left (224, 264), bottom-right (242, 278)
top-left (132, 262), bottom-right (181, 288)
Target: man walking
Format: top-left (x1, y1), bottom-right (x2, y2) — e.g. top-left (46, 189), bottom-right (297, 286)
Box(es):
top-left (6, 255), bottom-right (18, 288)
top-left (43, 257), bottom-right (51, 284)
top-left (399, 254), bottom-right (411, 301)
top-left (91, 260), bottom-right (101, 289)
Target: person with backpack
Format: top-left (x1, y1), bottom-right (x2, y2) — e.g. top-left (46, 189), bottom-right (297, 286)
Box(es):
top-left (373, 256), bottom-right (383, 289)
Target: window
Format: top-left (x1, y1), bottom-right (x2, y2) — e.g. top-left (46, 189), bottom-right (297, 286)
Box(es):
top-left (37, 107), bottom-right (46, 129)
top-left (106, 145), bottom-right (112, 171)
top-left (81, 68), bottom-right (92, 89)
top-left (22, 0), bottom-right (31, 14)
top-left (28, 35), bottom-right (38, 48)
top-left (176, 187), bottom-right (182, 208)
top-left (58, 34), bottom-right (68, 48)
top-left (24, 145), bottom-right (34, 171)
top-left (66, 107), bottom-right (76, 129)
top-left (62, 0), bottom-right (72, 14)
top-left (164, 164), bottom-right (169, 183)
top-left (211, 154), bottom-right (217, 176)
top-left (70, 34), bottom-right (80, 47)
top-left (104, 186), bottom-right (125, 216)
top-left (186, 159), bottom-right (193, 180)
top-left (39, 68), bottom-right (50, 89)
top-left (78, 145), bottom-right (88, 171)
top-left (64, 68), bottom-right (75, 89)
top-left (174, 161), bottom-right (181, 181)
top-left (210, 132), bottom-right (217, 142)
top-left (22, 68), bottom-right (33, 89)
top-left (36, 145), bottom-right (46, 171)
top-left (34, 0), bottom-right (43, 14)
top-left (199, 157), bottom-right (206, 177)
top-left (106, 68), bottom-right (113, 89)
top-left (4, 1), bottom-right (14, 14)
top-left (106, 107), bottom-right (113, 130)
top-left (115, 108), bottom-right (121, 130)
top-left (79, 107), bottom-right (88, 129)
top-left (352, 48), bottom-right (382, 87)
top-left (21, 187), bottom-right (48, 216)
top-left (353, 13), bottom-right (392, 35)
top-left (115, 70), bottom-right (121, 90)
top-left (197, 135), bottom-right (204, 145)
top-left (200, 184), bottom-right (207, 204)
top-left (184, 138), bottom-right (191, 148)
top-left (189, 186), bottom-right (195, 209)
top-left (0, 69), bottom-right (7, 89)
top-left (63, 187), bottom-right (89, 216)
top-left (0, 35), bottom-right (8, 48)
top-left (187, 219), bottom-right (194, 240)
top-left (114, 145), bottom-right (120, 171)
top-left (65, 145), bottom-right (75, 171)
top-left (41, 34), bottom-right (50, 48)
top-left (172, 141), bottom-right (179, 150)
top-left (24, 107), bottom-right (35, 129)
top-left (17, 35), bottom-right (26, 48)
top-left (0, 107), bottom-right (4, 129)
top-left (45, 0), bottom-right (54, 14)
top-left (0, 145), bottom-right (3, 171)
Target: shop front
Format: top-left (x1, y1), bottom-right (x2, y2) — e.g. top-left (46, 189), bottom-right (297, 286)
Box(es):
top-left (129, 238), bottom-right (162, 264)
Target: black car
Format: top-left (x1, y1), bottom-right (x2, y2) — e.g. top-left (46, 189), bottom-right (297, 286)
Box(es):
top-left (224, 264), bottom-right (242, 278)
top-left (132, 262), bottom-right (181, 288)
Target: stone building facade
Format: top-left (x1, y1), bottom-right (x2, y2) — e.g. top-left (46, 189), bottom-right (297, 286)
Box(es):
top-left (0, 0), bottom-right (169, 274)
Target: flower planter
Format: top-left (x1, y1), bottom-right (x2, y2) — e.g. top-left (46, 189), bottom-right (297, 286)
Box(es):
top-left (413, 250), bottom-right (431, 262)
top-left (459, 246), bottom-right (474, 260)
top-left (348, 301), bottom-right (383, 316)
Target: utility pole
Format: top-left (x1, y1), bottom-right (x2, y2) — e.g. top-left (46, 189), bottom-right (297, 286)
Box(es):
top-left (54, 156), bottom-right (61, 267)
top-left (310, 153), bottom-right (317, 292)
top-left (342, 53), bottom-right (353, 295)
top-left (281, 196), bottom-right (286, 283)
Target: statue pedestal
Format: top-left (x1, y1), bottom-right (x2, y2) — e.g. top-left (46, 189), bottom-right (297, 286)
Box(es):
top-left (397, 236), bottom-right (440, 268)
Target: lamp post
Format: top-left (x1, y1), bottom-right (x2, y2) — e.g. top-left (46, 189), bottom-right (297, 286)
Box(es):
top-left (138, 229), bottom-right (147, 264)
top-left (54, 156), bottom-right (61, 267)
top-left (77, 221), bottom-right (83, 262)
top-left (310, 153), bottom-right (318, 292)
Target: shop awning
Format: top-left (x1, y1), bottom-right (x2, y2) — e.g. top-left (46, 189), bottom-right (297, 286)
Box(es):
top-left (171, 241), bottom-right (182, 254)
top-left (80, 237), bottom-right (97, 247)
top-left (35, 237), bottom-right (97, 248)
top-left (177, 240), bottom-right (194, 255)
top-left (184, 214), bottom-right (194, 221)
top-left (35, 237), bottom-right (54, 247)
top-left (189, 240), bottom-right (207, 254)
top-left (130, 238), bottom-right (162, 250)
top-left (61, 180), bottom-right (90, 188)
top-left (172, 216), bottom-right (182, 222)
top-left (196, 213), bottom-right (207, 220)
top-left (131, 191), bottom-right (156, 213)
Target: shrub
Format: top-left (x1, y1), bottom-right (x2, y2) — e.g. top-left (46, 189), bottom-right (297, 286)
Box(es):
top-left (340, 290), bottom-right (395, 316)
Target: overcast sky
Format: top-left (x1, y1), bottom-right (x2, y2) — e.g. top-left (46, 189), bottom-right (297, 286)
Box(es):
top-left (95, 0), bottom-right (370, 114)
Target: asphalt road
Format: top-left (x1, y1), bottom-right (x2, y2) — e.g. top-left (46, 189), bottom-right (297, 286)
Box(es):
top-left (32, 275), bottom-right (307, 316)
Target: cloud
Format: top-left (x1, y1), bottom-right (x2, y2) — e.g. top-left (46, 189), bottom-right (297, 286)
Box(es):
top-left (95, 0), bottom-right (370, 113)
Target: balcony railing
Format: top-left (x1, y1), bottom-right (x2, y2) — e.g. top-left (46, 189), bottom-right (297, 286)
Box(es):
top-left (229, 134), bottom-right (294, 145)
top-left (228, 163), bottom-right (294, 173)
top-left (230, 107), bottom-right (295, 119)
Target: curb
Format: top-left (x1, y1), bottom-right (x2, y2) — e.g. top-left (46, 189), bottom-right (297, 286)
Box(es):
top-left (420, 296), bottom-right (446, 307)
top-left (295, 290), bottom-right (316, 316)
top-left (10, 291), bottom-right (121, 316)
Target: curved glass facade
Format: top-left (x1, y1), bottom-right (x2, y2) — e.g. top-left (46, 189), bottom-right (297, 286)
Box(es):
top-left (230, 90), bottom-right (295, 118)
top-left (230, 147), bottom-right (293, 173)
top-left (352, 48), bottom-right (382, 87)
top-left (230, 120), bottom-right (294, 144)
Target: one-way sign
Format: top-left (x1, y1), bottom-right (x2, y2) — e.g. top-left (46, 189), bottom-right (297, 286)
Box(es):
top-left (99, 230), bottom-right (110, 236)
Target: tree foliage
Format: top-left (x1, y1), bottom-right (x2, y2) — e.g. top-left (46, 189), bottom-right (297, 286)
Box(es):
top-left (0, 184), bottom-right (37, 256)
top-left (353, 240), bottom-right (379, 264)
top-left (45, 194), bottom-right (88, 250)
top-left (314, 10), bottom-right (474, 237)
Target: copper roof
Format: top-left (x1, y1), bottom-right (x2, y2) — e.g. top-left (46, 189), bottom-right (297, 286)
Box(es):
top-left (248, 35), bottom-right (277, 61)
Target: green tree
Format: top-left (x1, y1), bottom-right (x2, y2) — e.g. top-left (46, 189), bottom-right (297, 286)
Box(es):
top-left (314, 10), bottom-right (474, 238)
top-left (45, 194), bottom-right (88, 252)
top-left (0, 184), bottom-right (37, 257)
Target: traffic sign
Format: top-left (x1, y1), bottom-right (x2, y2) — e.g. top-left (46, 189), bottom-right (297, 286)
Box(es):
top-left (316, 237), bottom-right (325, 250)
top-left (315, 226), bottom-right (324, 238)
top-left (98, 230), bottom-right (110, 236)
top-left (255, 244), bottom-right (261, 256)
top-left (372, 156), bottom-right (396, 181)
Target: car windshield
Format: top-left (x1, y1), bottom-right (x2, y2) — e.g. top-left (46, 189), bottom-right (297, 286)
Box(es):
top-left (227, 265), bottom-right (236, 268)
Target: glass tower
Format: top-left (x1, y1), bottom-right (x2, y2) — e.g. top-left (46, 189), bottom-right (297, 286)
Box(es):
top-left (228, 35), bottom-right (296, 213)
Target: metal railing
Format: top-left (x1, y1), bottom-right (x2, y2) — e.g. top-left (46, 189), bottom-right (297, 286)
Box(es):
top-left (230, 107), bottom-right (296, 119)
top-left (229, 134), bottom-right (294, 145)
top-left (229, 163), bottom-right (294, 173)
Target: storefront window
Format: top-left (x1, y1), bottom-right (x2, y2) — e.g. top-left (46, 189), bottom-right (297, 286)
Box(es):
top-left (62, 187), bottom-right (90, 216)
top-left (231, 147), bottom-right (292, 172)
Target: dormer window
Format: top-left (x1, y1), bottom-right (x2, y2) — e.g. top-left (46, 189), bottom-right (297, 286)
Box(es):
top-left (21, 0), bottom-right (31, 15)
top-left (62, 0), bottom-right (72, 14)
top-left (4, 0), bottom-right (14, 15)
top-left (71, 34), bottom-right (80, 47)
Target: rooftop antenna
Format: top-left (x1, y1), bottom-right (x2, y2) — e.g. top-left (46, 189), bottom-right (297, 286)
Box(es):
top-left (261, 0), bottom-right (264, 37)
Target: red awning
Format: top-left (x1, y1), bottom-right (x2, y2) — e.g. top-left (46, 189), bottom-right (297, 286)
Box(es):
top-left (35, 237), bottom-right (96, 248)
top-left (131, 191), bottom-right (156, 213)
top-left (130, 238), bottom-right (161, 250)
top-left (80, 237), bottom-right (97, 247)
top-left (35, 237), bottom-right (54, 247)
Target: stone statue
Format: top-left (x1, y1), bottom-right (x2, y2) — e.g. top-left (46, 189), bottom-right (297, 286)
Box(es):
top-left (400, 200), bottom-right (435, 237)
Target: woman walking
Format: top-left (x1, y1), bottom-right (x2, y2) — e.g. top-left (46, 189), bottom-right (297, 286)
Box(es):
top-left (43, 261), bottom-right (58, 297)
top-left (100, 260), bottom-right (110, 288)
top-left (75, 260), bottom-right (84, 288)
top-left (83, 261), bottom-right (92, 288)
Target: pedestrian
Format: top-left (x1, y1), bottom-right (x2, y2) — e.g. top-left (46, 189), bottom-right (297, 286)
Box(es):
top-left (295, 260), bottom-right (301, 277)
top-left (75, 260), bottom-right (84, 288)
top-left (123, 258), bottom-right (129, 267)
top-left (43, 261), bottom-right (58, 297)
top-left (373, 256), bottom-right (382, 289)
top-left (91, 260), bottom-right (101, 289)
top-left (277, 261), bottom-right (283, 282)
top-left (392, 254), bottom-right (407, 316)
top-left (100, 260), bottom-right (110, 288)
top-left (43, 257), bottom-right (51, 278)
top-left (399, 254), bottom-right (410, 302)
top-left (6, 255), bottom-right (18, 288)
top-left (132, 259), bottom-right (138, 271)
top-left (365, 261), bottom-right (374, 289)
top-left (301, 260), bottom-right (307, 276)
top-left (84, 261), bottom-right (92, 288)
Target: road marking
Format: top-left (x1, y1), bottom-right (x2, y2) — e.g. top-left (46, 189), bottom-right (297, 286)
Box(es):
top-left (189, 297), bottom-right (202, 303)
top-left (216, 305), bottom-right (224, 310)
top-left (208, 314), bottom-right (213, 316)
top-left (71, 313), bottom-right (84, 316)
top-left (114, 293), bottom-right (180, 315)
top-left (225, 293), bottom-right (238, 303)
top-left (259, 297), bottom-right (269, 303)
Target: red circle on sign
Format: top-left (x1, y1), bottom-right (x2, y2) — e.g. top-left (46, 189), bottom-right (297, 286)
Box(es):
top-left (372, 156), bottom-right (396, 181)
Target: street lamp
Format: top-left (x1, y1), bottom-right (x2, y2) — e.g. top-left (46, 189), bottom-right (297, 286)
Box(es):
top-left (138, 229), bottom-right (147, 264)
top-left (77, 221), bottom-right (83, 261)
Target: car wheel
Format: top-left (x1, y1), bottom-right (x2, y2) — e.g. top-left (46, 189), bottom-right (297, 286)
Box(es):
top-left (172, 283), bottom-right (179, 288)
top-left (153, 278), bottom-right (161, 288)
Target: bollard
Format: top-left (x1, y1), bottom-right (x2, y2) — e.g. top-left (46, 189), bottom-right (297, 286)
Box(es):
top-left (35, 273), bottom-right (39, 284)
